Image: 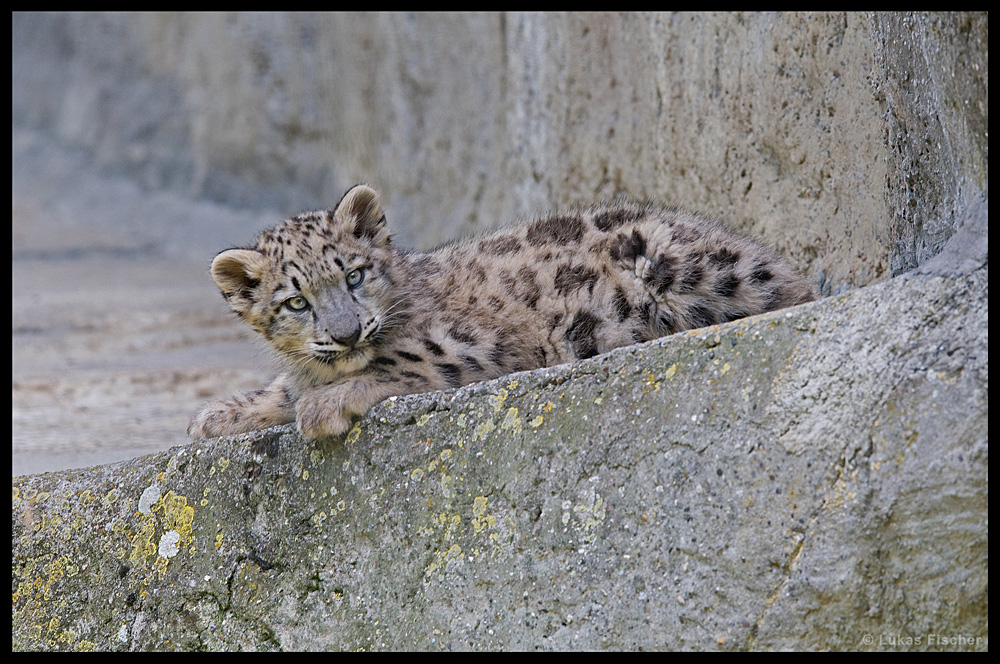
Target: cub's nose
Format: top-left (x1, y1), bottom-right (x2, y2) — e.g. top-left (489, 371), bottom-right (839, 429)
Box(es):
top-left (331, 324), bottom-right (361, 348)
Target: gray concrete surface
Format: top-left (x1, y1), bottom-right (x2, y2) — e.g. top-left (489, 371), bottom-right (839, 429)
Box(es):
top-left (11, 11), bottom-right (988, 651)
top-left (12, 218), bottom-right (987, 648)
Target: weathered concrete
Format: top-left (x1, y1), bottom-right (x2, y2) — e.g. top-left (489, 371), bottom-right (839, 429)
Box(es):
top-left (12, 11), bottom-right (988, 651)
top-left (12, 211), bottom-right (987, 649)
top-left (13, 12), bottom-right (988, 279)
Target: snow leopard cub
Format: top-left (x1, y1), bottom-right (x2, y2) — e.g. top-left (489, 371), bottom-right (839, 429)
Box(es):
top-left (189, 184), bottom-right (814, 440)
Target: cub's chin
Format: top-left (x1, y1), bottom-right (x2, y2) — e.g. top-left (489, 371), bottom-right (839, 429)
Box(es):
top-left (290, 346), bottom-right (375, 385)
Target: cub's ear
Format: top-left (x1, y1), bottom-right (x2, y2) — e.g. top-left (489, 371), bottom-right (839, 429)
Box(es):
top-left (334, 184), bottom-right (390, 247)
top-left (211, 249), bottom-right (269, 312)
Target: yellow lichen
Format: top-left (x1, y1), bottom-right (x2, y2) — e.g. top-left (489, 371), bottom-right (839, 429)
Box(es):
top-left (473, 419), bottom-right (496, 441)
top-left (161, 492), bottom-right (194, 544)
top-left (424, 543), bottom-right (464, 582)
top-left (129, 518), bottom-right (157, 567)
top-left (345, 424), bottom-right (362, 445)
top-left (471, 496), bottom-right (497, 535)
top-left (500, 407), bottom-right (521, 434)
top-left (488, 389), bottom-right (509, 413)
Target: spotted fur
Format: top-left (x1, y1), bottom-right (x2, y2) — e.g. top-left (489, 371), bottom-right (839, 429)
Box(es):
top-left (189, 185), bottom-right (815, 440)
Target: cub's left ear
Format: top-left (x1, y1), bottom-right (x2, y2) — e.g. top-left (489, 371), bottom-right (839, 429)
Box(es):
top-left (334, 184), bottom-right (390, 247)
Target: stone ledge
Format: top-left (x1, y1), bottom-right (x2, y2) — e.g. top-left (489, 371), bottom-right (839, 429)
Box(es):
top-left (13, 241), bottom-right (987, 650)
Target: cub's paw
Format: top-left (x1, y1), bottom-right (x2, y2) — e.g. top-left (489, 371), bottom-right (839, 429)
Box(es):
top-left (294, 386), bottom-right (356, 440)
top-left (188, 400), bottom-right (256, 440)
top-left (188, 382), bottom-right (296, 440)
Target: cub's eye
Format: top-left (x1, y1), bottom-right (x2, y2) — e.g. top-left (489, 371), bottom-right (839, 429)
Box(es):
top-left (285, 295), bottom-right (309, 312)
top-left (346, 268), bottom-right (365, 288)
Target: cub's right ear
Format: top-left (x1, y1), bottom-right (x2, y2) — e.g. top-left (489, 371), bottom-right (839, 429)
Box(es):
top-left (211, 249), bottom-right (269, 311)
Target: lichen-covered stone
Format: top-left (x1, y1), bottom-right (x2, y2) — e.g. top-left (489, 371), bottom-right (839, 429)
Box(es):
top-left (13, 229), bottom-right (986, 649)
top-left (12, 11), bottom-right (988, 651)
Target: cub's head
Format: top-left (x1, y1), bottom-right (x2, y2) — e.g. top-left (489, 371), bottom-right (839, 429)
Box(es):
top-left (211, 185), bottom-right (402, 383)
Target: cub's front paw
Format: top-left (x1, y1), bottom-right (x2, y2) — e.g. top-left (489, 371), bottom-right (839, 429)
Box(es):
top-left (188, 400), bottom-right (252, 440)
top-left (188, 380), bottom-right (296, 440)
top-left (295, 387), bottom-right (355, 439)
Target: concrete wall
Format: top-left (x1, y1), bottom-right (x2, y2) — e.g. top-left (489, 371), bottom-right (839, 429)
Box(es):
top-left (12, 12), bottom-right (988, 651)
top-left (14, 12), bottom-right (988, 282)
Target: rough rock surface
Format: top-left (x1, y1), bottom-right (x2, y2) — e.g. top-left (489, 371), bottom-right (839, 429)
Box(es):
top-left (12, 12), bottom-right (988, 650)
top-left (12, 219), bottom-right (987, 648)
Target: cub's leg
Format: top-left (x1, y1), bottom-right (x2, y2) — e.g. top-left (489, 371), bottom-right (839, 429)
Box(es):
top-left (295, 375), bottom-right (406, 440)
top-left (188, 374), bottom-right (297, 439)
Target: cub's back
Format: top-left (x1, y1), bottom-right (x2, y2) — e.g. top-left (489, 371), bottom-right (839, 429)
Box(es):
top-left (394, 200), bottom-right (814, 369)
